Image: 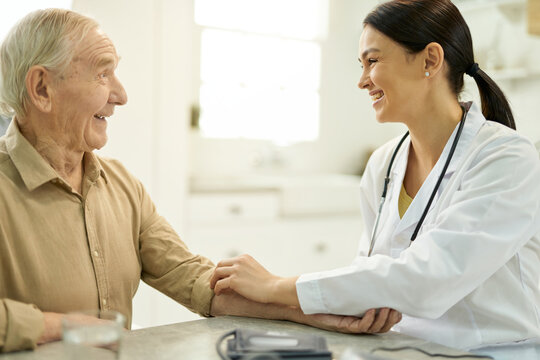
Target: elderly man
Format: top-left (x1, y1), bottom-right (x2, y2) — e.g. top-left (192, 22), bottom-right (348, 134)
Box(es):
top-left (0, 9), bottom-right (400, 353)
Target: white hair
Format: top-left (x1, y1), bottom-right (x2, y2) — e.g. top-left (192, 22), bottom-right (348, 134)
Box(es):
top-left (0, 8), bottom-right (99, 117)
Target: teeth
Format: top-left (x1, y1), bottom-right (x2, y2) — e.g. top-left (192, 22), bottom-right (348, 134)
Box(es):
top-left (371, 92), bottom-right (383, 101)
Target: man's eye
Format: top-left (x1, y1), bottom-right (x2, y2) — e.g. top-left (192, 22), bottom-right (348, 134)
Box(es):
top-left (368, 58), bottom-right (378, 65)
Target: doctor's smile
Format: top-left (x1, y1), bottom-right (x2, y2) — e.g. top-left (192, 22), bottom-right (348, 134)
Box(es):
top-left (369, 90), bottom-right (384, 104)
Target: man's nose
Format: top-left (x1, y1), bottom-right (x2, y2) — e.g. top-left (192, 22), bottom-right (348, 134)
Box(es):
top-left (110, 76), bottom-right (128, 106)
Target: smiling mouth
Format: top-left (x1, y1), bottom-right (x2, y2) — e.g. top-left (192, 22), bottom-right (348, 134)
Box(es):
top-left (371, 90), bottom-right (384, 102)
top-left (94, 114), bottom-right (108, 120)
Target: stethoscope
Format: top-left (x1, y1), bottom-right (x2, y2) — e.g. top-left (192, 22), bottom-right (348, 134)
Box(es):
top-left (367, 105), bottom-right (468, 257)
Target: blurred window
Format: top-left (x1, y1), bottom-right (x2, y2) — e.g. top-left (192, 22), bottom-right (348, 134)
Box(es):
top-left (194, 0), bottom-right (328, 144)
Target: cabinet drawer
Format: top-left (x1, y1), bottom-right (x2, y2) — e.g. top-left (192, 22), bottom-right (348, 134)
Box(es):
top-left (188, 192), bottom-right (279, 224)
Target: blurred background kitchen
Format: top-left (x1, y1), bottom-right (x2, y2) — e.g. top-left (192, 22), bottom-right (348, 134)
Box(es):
top-left (1, 0), bottom-right (539, 328)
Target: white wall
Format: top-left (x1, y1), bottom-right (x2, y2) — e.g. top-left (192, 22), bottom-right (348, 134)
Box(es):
top-left (71, 0), bottom-right (198, 327)
top-left (72, 0), bottom-right (156, 191)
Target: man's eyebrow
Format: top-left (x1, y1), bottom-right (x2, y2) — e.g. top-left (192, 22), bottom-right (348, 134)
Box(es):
top-left (359, 48), bottom-right (380, 61)
top-left (95, 55), bottom-right (118, 69)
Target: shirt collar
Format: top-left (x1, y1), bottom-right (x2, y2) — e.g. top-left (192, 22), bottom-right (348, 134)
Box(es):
top-left (5, 120), bottom-right (108, 191)
top-left (84, 151), bottom-right (109, 184)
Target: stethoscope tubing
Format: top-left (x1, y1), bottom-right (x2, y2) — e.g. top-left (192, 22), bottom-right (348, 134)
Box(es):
top-left (368, 131), bottom-right (409, 257)
top-left (367, 105), bottom-right (467, 257)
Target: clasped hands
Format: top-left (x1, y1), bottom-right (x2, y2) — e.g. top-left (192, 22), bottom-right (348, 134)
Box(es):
top-left (210, 254), bottom-right (401, 334)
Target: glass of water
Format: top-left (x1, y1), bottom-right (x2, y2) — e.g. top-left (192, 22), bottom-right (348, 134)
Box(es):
top-left (62, 309), bottom-right (126, 360)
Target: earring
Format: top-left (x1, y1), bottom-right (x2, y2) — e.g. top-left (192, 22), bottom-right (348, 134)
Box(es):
top-left (425, 71), bottom-right (430, 77)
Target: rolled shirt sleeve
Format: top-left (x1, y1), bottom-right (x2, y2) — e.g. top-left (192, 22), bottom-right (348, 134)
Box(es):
top-left (0, 299), bottom-right (44, 353)
top-left (137, 182), bottom-right (215, 317)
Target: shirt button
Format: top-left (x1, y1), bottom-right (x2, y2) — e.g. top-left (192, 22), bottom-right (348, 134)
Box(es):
top-left (102, 299), bottom-right (107, 306)
top-left (93, 250), bottom-right (99, 257)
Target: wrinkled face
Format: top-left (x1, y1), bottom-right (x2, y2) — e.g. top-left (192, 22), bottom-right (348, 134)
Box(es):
top-left (51, 27), bottom-right (127, 152)
top-left (358, 25), bottom-right (426, 124)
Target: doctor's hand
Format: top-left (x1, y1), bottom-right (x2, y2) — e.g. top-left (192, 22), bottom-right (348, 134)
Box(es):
top-left (211, 254), bottom-right (299, 306)
top-left (295, 308), bottom-right (402, 334)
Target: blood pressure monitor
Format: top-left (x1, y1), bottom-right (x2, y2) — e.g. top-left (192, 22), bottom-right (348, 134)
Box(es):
top-left (216, 328), bottom-right (332, 359)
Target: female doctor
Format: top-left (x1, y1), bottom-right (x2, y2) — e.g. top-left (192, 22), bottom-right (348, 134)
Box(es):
top-left (210, 0), bottom-right (540, 357)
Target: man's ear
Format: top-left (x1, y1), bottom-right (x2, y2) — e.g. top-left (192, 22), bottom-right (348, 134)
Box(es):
top-left (423, 42), bottom-right (445, 77)
top-left (25, 65), bottom-right (55, 113)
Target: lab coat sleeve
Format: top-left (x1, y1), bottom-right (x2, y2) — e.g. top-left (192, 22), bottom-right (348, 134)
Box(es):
top-left (296, 135), bottom-right (540, 319)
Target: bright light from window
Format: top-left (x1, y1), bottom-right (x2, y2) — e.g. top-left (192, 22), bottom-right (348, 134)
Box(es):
top-left (195, 0), bottom-right (328, 40)
top-left (200, 30), bottom-right (321, 92)
top-left (0, 1), bottom-right (72, 43)
top-left (200, 84), bottom-right (319, 143)
top-left (195, 0), bottom-right (327, 144)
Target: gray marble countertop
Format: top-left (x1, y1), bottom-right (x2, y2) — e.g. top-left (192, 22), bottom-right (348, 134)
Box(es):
top-left (0, 316), bottom-right (479, 360)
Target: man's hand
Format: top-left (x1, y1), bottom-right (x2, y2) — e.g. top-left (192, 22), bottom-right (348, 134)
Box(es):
top-left (211, 291), bottom-right (401, 334)
top-left (37, 311), bottom-right (122, 345)
top-left (293, 308), bottom-right (402, 334)
top-left (37, 312), bottom-right (64, 344)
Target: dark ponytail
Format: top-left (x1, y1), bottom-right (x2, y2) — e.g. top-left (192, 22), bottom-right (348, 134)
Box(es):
top-left (363, 0), bottom-right (515, 130)
top-left (470, 68), bottom-right (516, 129)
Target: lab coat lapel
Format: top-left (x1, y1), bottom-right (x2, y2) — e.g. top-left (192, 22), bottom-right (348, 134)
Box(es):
top-left (370, 102), bottom-right (486, 256)
top-left (391, 138), bottom-right (434, 238)
top-left (393, 146), bottom-right (451, 239)
top-left (370, 139), bottom-right (410, 256)
top-left (393, 102), bottom-right (485, 238)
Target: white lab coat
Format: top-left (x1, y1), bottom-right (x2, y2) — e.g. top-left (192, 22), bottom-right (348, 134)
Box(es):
top-left (296, 102), bottom-right (540, 354)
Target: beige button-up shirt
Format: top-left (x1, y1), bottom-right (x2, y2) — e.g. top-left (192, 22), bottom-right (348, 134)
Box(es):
top-left (0, 121), bottom-right (215, 352)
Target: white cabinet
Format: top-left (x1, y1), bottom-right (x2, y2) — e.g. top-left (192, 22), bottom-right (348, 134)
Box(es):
top-left (275, 217), bottom-right (363, 275)
top-left (185, 191), bottom-right (363, 278)
top-left (188, 191), bottom-right (279, 224)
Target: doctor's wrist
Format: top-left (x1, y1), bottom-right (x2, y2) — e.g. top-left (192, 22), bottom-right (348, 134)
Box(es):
top-left (271, 276), bottom-right (300, 307)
